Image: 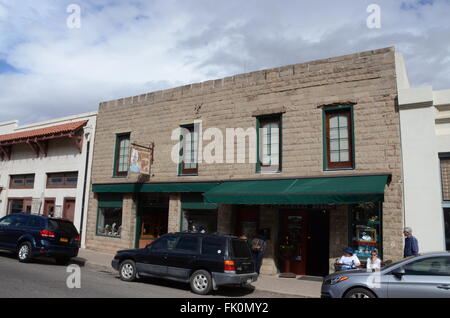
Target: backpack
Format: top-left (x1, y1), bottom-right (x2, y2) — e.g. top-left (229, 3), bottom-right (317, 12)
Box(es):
top-left (251, 238), bottom-right (264, 251)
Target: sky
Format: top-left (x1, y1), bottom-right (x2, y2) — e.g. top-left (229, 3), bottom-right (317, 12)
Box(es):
top-left (0, 0), bottom-right (449, 124)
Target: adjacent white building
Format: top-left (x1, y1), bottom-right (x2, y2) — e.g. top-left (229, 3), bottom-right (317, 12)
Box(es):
top-left (0, 112), bottom-right (97, 248)
top-left (396, 53), bottom-right (450, 253)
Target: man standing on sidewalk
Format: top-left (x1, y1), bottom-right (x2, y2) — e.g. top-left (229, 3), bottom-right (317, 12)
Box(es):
top-left (403, 227), bottom-right (419, 257)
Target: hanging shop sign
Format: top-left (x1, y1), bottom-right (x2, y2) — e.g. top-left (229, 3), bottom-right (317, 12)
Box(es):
top-left (129, 143), bottom-right (154, 176)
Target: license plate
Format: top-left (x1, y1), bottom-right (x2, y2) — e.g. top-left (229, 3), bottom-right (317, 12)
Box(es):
top-left (60, 238), bottom-right (68, 243)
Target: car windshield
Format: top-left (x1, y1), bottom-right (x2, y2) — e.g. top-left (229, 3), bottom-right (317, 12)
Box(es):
top-left (48, 219), bottom-right (78, 235)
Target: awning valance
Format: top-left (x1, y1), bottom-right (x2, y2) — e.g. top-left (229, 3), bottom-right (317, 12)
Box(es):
top-left (203, 175), bottom-right (390, 205)
top-left (92, 182), bottom-right (220, 193)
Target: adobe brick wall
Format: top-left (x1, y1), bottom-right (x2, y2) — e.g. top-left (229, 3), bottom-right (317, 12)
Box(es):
top-left (87, 47), bottom-right (404, 260)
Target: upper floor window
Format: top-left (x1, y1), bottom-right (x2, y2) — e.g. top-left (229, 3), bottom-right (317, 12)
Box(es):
top-left (440, 155), bottom-right (450, 201)
top-left (46, 172), bottom-right (78, 188)
top-left (179, 124), bottom-right (199, 176)
top-left (114, 133), bottom-right (131, 177)
top-left (324, 107), bottom-right (354, 170)
top-left (257, 115), bottom-right (281, 173)
top-left (9, 174), bottom-right (35, 189)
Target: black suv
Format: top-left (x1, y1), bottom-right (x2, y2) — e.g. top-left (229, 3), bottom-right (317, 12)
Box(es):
top-left (0, 213), bottom-right (80, 265)
top-left (111, 232), bottom-right (258, 295)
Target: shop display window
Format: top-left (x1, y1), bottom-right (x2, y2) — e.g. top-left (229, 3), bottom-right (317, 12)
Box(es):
top-left (181, 210), bottom-right (217, 234)
top-left (97, 207), bottom-right (122, 237)
top-left (349, 202), bottom-right (382, 259)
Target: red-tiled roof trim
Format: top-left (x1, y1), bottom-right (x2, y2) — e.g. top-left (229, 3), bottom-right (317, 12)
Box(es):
top-left (0, 120), bottom-right (88, 144)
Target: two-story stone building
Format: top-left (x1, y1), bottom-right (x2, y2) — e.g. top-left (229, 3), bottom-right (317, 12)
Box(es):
top-left (86, 47), bottom-right (404, 276)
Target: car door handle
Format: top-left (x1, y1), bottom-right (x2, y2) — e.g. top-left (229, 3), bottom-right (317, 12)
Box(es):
top-left (437, 285), bottom-right (450, 290)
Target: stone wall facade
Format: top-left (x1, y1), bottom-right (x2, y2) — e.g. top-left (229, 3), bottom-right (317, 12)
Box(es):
top-left (86, 47), bottom-right (404, 262)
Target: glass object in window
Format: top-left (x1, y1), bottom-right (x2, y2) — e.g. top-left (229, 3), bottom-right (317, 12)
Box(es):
top-left (97, 207), bottom-right (122, 237)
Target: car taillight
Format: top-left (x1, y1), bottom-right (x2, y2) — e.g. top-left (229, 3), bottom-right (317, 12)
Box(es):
top-left (40, 229), bottom-right (55, 238)
top-left (74, 235), bottom-right (80, 242)
top-left (224, 260), bottom-right (236, 273)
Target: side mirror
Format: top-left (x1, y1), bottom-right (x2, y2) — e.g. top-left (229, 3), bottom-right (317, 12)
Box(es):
top-left (392, 267), bottom-right (406, 278)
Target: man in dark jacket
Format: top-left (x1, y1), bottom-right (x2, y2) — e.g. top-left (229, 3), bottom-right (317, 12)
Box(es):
top-left (404, 227), bottom-right (419, 257)
top-left (251, 231), bottom-right (267, 275)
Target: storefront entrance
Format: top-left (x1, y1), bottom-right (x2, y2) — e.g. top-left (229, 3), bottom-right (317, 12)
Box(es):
top-left (279, 209), bottom-right (330, 277)
top-left (137, 208), bottom-right (168, 248)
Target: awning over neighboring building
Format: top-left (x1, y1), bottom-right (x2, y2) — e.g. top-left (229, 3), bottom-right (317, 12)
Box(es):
top-left (203, 175), bottom-right (390, 205)
top-left (92, 182), bottom-right (220, 193)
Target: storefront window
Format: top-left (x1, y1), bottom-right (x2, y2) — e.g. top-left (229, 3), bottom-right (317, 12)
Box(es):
top-left (97, 207), bottom-right (122, 237)
top-left (349, 202), bottom-right (382, 260)
top-left (181, 210), bottom-right (217, 233)
top-left (444, 208), bottom-right (450, 251)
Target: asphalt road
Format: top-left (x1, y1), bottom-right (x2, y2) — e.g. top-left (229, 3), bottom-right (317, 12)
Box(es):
top-left (0, 251), bottom-right (296, 298)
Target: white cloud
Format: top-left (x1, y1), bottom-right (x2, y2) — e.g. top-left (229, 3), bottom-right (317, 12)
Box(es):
top-left (0, 0), bottom-right (449, 124)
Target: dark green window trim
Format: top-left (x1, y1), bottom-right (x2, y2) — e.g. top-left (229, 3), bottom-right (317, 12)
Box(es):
top-left (322, 105), bottom-right (355, 171)
top-left (113, 132), bottom-right (131, 178)
top-left (256, 114), bottom-right (282, 174)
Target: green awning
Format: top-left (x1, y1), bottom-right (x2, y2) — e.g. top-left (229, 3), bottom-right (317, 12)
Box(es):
top-left (203, 175), bottom-right (390, 205)
top-left (92, 182), bottom-right (220, 193)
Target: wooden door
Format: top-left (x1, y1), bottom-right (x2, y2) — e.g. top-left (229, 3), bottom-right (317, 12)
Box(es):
top-left (235, 207), bottom-right (259, 239)
top-left (63, 198), bottom-right (76, 222)
top-left (43, 199), bottom-right (56, 217)
top-left (280, 210), bottom-right (308, 275)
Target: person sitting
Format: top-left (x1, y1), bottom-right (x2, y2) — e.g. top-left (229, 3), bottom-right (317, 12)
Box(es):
top-left (366, 249), bottom-right (381, 272)
top-left (337, 247), bottom-right (361, 271)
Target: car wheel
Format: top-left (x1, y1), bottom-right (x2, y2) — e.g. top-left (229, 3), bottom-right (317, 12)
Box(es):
top-left (17, 242), bottom-right (32, 263)
top-left (55, 257), bottom-right (71, 265)
top-left (190, 270), bottom-right (213, 295)
top-left (344, 288), bottom-right (376, 298)
top-left (119, 260), bottom-right (137, 282)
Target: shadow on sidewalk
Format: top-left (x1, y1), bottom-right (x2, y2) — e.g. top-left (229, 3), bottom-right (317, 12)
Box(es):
top-left (111, 275), bottom-right (256, 297)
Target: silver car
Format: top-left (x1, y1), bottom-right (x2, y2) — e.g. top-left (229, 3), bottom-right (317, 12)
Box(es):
top-left (321, 252), bottom-right (450, 298)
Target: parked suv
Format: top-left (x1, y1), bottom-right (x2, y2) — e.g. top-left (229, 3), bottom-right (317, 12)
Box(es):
top-left (111, 232), bottom-right (258, 295)
top-left (0, 213), bottom-right (80, 265)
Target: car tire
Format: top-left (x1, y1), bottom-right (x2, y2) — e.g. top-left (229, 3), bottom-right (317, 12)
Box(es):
top-left (119, 260), bottom-right (137, 282)
top-left (55, 257), bottom-right (71, 265)
top-left (190, 270), bottom-right (213, 295)
top-left (344, 288), bottom-right (376, 298)
top-left (17, 242), bottom-right (32, 263)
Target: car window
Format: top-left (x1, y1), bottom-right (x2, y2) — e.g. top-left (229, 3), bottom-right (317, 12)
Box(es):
top-left (27, 216), bottom-right (44, 229)
top-left (151, 236), bottom-right (178, 251)
top-left (201, 237), bottom-right (224, 256)
top-left (404, 257), bottom-right (450, 276)
top-left (0, 215), bottom-right (13, 226)
top-left (175, 236), bottom-right (199, 253)
top-left (48, 219), bottom-right (78, 235)
top-left (231, 239), bottom-right (252, 258)
top-left (8, 215), bottom-right (29, 227)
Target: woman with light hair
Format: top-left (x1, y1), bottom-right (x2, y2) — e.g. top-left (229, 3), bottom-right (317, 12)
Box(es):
top-left (366, 249), bottom-right (381, 272)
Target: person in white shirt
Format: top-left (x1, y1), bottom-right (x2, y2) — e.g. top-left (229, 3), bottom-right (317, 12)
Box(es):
top-left (339, 247), bottom-right (361, 270)
top-left (366, 249), bottom-right (381, 272)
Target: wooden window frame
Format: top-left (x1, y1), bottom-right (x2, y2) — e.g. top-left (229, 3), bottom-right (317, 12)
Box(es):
top-left (113, 133), bottom-right (131, 177)
top-left (179, 124), bottom-right (198, 176)
top-left (323, 106), bottom-right (355, 170)
top-left (9, 174), bottom-right (35, 189)
top-left (256, 114), bottom-right (282, 173)
top-left (46, 172), bottom-right (78, 189)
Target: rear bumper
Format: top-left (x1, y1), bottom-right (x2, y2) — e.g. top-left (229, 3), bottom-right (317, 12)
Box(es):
top-left (33, 245), bottom-right (79, 258)
top-left (212, 272), bottom-right (258, 286)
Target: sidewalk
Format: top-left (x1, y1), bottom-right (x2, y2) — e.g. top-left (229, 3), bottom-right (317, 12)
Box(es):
top-left (75, 248), bottom-right (322, 298)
